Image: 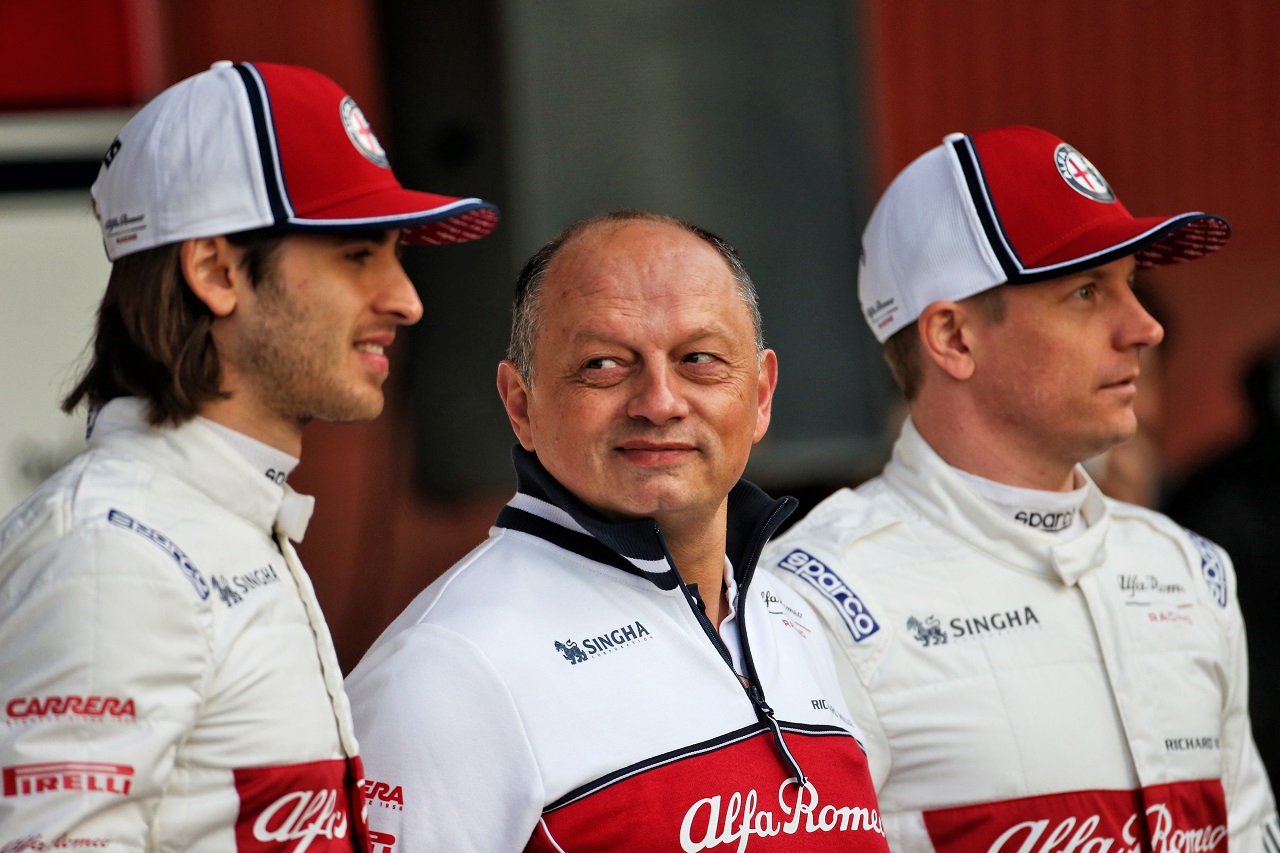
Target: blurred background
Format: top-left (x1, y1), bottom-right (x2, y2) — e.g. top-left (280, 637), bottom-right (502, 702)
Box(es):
top-left (2, 0), bottom-right (1278, 755)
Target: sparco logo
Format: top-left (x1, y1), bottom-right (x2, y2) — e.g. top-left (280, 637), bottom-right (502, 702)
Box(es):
top-left (107, 509), bottom-right (209, 600)
top-left (250, 789), bottom-right (349, 852)
top-left (910, 607), bottom-right (1040, 645)
top-left (1185, 529), bottom-right (1228, 608)
top-left (986, 802), bottom-right (1225, 853)
top-left (554, 621), bottom-right (652, 665)
top-left (1014, 509), bottom-right (1074, 531)
top-left (775, 549), bottom-right (879, 643)
top-left (680, 778), bottom-right (885, 851)
top-left (7, 696), bottom-right (136, 721)
top-left (3, 762), bottom-right (133, 797)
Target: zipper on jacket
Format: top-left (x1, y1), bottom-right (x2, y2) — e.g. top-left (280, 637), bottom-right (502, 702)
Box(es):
top-left (746, 685), bottom-right (806, 786)
top-left (735, 499), bottom-right (807, 787)
top-left (654, 515), bottom-right (807, 787)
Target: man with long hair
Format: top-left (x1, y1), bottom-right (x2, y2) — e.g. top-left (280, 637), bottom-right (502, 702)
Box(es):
top-left (0, 61), bottom-right (496, 851)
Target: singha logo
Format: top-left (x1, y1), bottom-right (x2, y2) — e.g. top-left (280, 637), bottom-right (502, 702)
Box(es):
top-left (555, 639), bottom-right (588, 664)
top-left (907, 615), bottom-right (947, 646)
top-left (212, 575), bottom-right (243, 608)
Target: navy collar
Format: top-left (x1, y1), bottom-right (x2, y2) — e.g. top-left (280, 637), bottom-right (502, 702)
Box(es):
top-left (496, 446), bottom-right (796, 591)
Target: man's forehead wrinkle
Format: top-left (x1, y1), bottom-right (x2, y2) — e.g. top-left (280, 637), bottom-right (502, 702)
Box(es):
top-left (555, 277), bottom-right (724, 310)
top-left (564, 318), bottom-right (735, 348)
top-left (555, 252), bottom-right (683, 297)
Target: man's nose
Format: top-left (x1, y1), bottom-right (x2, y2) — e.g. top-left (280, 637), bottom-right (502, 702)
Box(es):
top-left (380, 261), bottom-right (424, 325)
top-left (1121, 289), bottom-right (1163, 350)
top-left (626, 363), bottom-right (690, 424)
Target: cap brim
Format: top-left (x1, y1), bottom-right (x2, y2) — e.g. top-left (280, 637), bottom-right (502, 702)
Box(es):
top-left (1133, 214), bottom-right (1230, 269)
top-left (1010, 213), bottom-right (1230, 283)
top-left (281, 187), bottom-right (499, 245)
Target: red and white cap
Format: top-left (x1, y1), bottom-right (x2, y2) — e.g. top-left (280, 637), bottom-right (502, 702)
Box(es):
top-left (92, 60), bottom-right (498, 261)
top-left (858, 125), bottom-right (1229, 343)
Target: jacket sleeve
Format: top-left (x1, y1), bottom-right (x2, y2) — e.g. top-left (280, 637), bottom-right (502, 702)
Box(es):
top-left (0, 525), bottom-right (209, 851)
top-left (1212, 543), bottom-right (1280, 852)
top-left (346, 623), bottom-right (544, 853)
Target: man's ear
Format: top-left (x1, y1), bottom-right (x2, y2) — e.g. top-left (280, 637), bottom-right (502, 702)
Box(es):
top-left (496, 360), bottom-right (536, 451)
top-left (917, 301), bottom-right (977, 382)
top-left (752, 348), bottom-right (779, 444)
top-left (181, 237), bottom-right (242, 318)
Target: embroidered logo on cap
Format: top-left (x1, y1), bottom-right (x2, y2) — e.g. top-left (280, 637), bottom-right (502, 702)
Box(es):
top-left (340, 97), bottom-right (390, 168)
top-left (1054, 143), bottom-right (1115, 203)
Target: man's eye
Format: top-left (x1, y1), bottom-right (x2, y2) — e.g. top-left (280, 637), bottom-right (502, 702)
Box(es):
top-left (685, 352), bottom-right (716, 365)
top-left (585, 357), bottom-right (620, 370)
top-left (1074, 284), bottom-right (1096, 300)
top-left (347, 248), bottom-right (374, 263)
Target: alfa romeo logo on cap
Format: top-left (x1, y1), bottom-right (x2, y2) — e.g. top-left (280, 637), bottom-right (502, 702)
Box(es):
top-left (340, 97), bottom-right (390, 168)
top-left (1054, 143), bottom-right (1114, 203)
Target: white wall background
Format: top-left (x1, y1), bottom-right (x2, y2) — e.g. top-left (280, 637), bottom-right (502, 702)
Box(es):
top-left (0, 111), bottom-right (126, 516)
top-left (0, 193), bottom-right (111, 515)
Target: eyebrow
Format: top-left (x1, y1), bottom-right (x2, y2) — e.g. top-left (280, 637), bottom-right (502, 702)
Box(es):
top-left (1071, 264), bottom-right (1136, 284)
top-left (326, 229), bottom-right (397, 246)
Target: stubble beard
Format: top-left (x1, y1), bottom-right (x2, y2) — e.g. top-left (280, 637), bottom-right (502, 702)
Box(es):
top-left (235, 279), bottom-right (385, 428)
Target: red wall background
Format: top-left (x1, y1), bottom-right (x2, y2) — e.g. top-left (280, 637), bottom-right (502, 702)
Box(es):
top-left (862, 1), bottom-right (1280, 472)
top-left (6, 0), bottom-right (1278, 670)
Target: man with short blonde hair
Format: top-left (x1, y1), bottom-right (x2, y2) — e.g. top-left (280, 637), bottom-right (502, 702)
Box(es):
top-left (768, 126), bottom-right (1278, 853)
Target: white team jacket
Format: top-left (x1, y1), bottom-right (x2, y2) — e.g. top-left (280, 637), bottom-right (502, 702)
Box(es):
top-left (767, 419), bottom-right (1280, 853)
top-left (0, 399), bottom-right (366, 853)
top-left (345, 448), bottom-right (889, 853)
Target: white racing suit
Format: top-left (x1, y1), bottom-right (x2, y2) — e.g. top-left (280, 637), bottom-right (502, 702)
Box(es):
top-left (0, 398), bottom-right (367, 852)
top-left (345, 447), bottom-right (889, 853)
top-left (767, 419), bottom-right (1279, 853)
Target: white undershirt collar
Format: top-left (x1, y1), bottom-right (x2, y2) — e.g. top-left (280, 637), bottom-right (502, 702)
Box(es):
top-left (951, 466), bottom-right (1090, 540)
top-left (199, 418), bottom-right (300, 487)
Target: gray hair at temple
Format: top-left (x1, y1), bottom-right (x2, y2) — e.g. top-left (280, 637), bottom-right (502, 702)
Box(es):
top-left (507, 209), bottom-right (765, 384)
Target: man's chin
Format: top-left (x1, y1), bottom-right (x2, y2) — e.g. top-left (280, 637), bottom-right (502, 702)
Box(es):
top-left (1077, 421), bottom-right (1139, 463)
top-left (301, 393), bottom-right (385, 426)
top-left (583, 488), bottom-right (693, 524)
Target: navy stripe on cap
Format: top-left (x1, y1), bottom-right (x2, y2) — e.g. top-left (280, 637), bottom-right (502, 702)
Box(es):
top-left (232, 63), bottom-right (290, 225)
top-left (951, 134), bottom-right (1023, 281)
